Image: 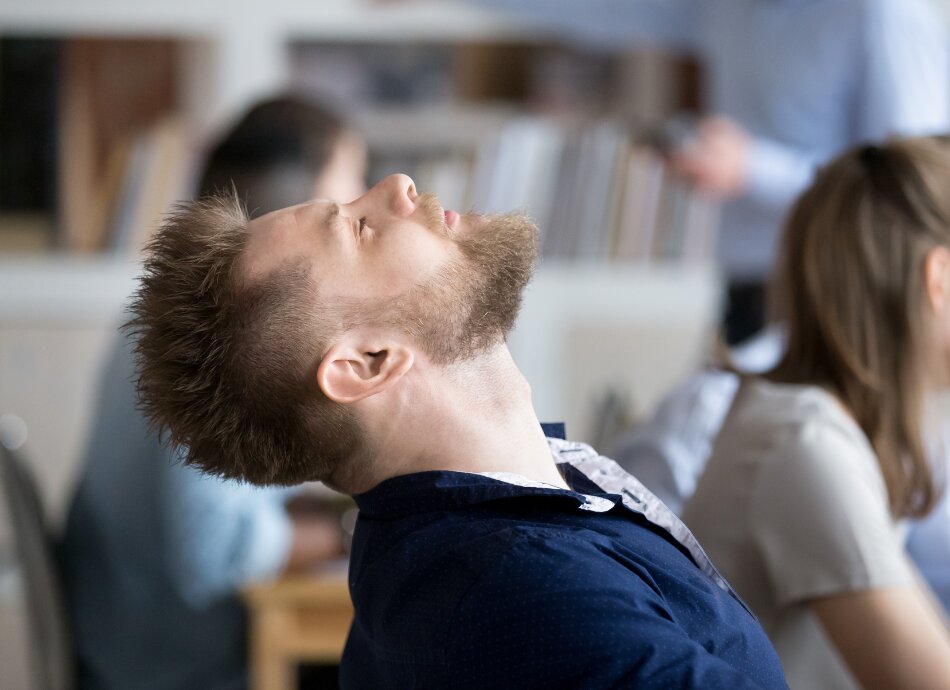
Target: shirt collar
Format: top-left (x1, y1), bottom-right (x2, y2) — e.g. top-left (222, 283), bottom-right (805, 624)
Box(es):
top-left (355, 422), bottom-right (579, 518)
top-left (353, 436), bottom-right (740, 600)
top-left (352, 424), bottom-right (625, 520)
top-left (353, 468), bottom-right (595, 519)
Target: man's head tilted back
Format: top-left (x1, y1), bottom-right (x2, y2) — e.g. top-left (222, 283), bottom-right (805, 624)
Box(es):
top-left (127, 174), bottom-right (538, 490)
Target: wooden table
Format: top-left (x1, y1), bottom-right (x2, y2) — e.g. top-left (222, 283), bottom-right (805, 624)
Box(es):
top-left (243, 573), bottom-right (353, 690)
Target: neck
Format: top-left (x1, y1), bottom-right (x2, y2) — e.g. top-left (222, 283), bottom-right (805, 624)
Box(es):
top-left (350, 346), bottom-right (569, 493)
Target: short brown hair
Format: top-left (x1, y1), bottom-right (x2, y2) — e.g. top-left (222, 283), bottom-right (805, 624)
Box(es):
top-left (127, 192), bottom-right (360, 486)
top-left (769, 136), bottom-right (950, 518)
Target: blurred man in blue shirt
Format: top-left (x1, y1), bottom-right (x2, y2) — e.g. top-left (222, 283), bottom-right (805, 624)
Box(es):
top-left (125, 173), bottom-right (789, 688)
top-left (471, 0), bottom-right (950, 342)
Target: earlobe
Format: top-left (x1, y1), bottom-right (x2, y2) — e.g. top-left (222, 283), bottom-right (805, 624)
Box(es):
top-left (317, 340), bottom-right (414, 404)
top-left (924, 246), bottom-right (950, 314)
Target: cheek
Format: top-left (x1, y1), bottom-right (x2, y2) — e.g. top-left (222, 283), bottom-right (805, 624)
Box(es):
top-left (387, 249), bottom-right (438, 286)
top-left (381, 237), bottom-right (455, 293)
top-left (334, 216), bottom-right (459, 302)
top-left (356, 246), bottom-right (439, 299)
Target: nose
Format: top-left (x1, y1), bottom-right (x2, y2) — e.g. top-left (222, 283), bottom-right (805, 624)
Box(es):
top-left (373, 174), bottom-right (417, 217)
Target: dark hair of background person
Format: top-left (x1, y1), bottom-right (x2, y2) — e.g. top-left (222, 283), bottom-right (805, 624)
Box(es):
top-left (767, 136), bottom-right (950, 520)
top-left (196, 95), bottom-right (347, 217)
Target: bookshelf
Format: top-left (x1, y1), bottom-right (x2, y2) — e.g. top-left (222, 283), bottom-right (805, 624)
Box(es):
top-left (0, 0), bottom-right (721, 519)
top-left (0, 3), bottom-right (699, 255)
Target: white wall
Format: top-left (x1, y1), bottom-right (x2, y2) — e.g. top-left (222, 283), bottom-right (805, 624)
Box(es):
top-left (509, 262), bottom-right (720, 443)
top-left (0, 258), bottom-right (139, 525)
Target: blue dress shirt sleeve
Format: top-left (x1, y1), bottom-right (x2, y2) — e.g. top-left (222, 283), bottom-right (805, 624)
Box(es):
top-left (858, 0), bottom-right (950, 140)
top-left (162, 449), bottom-right (295, 606)
top-left (743, 137), bottom-right (819, 218)
top-left (744, 0), bottom-right (950, 214)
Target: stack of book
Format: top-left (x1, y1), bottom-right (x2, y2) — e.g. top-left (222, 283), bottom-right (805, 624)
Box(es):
top-left (55, 39), bottom-right (194, 256)
top-left (62, 117), bottom-right (194, 256)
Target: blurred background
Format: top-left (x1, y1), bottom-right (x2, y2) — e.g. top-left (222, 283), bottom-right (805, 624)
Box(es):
top-left (5, 1), bottom-right (947, 688)
top-left (0, 0), bottom-right (722, 521)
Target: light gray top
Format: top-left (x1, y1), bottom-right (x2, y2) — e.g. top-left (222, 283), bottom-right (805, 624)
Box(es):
top-left (683, 378), bottom-right (913, 690)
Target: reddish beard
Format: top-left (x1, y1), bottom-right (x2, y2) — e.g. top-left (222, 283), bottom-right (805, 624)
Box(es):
top-left (373, 210), bottom-right (540, 365)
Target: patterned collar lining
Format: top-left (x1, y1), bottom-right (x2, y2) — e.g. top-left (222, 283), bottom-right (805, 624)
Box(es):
top-left (479, 438), bottom-right (736, 597)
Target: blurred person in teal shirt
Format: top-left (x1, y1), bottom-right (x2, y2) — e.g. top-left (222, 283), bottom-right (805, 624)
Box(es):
top-left (58, 95), bottom-right (367, 690)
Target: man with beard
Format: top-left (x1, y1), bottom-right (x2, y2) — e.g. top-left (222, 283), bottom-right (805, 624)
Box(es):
top-left (127, 174), bottom-right (787, 689)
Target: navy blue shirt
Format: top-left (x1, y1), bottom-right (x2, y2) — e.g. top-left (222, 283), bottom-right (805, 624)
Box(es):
top-left (341, 438), bottom-right (787, 689)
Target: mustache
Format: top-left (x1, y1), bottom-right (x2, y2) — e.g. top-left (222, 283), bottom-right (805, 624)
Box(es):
top-left (415, 192), bottom-right (450, 237)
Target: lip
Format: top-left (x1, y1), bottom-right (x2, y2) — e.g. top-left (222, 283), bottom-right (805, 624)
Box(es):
top-left (444, 209), bottom-right (460, 230)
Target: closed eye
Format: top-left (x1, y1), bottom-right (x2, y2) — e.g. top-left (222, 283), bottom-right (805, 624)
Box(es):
top-left (358, 217), bottom-right (367, 236)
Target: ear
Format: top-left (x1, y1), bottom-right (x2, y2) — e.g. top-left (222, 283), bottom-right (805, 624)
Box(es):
top-left (316, 338), bottom-right (414, 405)
top-left (924, 246), bottom-right (950, 314)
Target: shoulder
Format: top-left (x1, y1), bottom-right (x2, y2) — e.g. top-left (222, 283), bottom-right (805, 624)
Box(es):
top-left (763, 386), bottom-right (877, 484)
top-left (736, 388), bottom-right (904, 578)
top-left (745, 381), bottom-right (880, 485)
top-left (441, 523), bottom-right (782, 689)
top-left (725, 380), bottom-right (863, 451)
top-left (713, 379), bottom-right (885, 509)
top-left (447, 524), bottom-right (661, 641)
top-left (353, 519), bottom-right (661, 654)
top-left (447, 520), bottom-right (670, 621)
top-left (456, 520), bottom-right (639, 580)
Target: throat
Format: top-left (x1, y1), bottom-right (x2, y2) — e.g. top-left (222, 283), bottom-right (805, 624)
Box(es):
top-left (371, 347), bottom-right (572, 491)
top-left (419, 405), bottom-right (570, 490)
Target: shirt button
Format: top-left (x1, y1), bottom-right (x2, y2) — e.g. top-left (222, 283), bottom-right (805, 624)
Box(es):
top-left (622, 489), bottom-right (642, 504)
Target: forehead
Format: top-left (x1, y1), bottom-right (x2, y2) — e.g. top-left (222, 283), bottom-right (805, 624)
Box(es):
top-left (240, 200), bottom-right (329, 283)
top-left (238, 192), bottom-right (462, 306)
